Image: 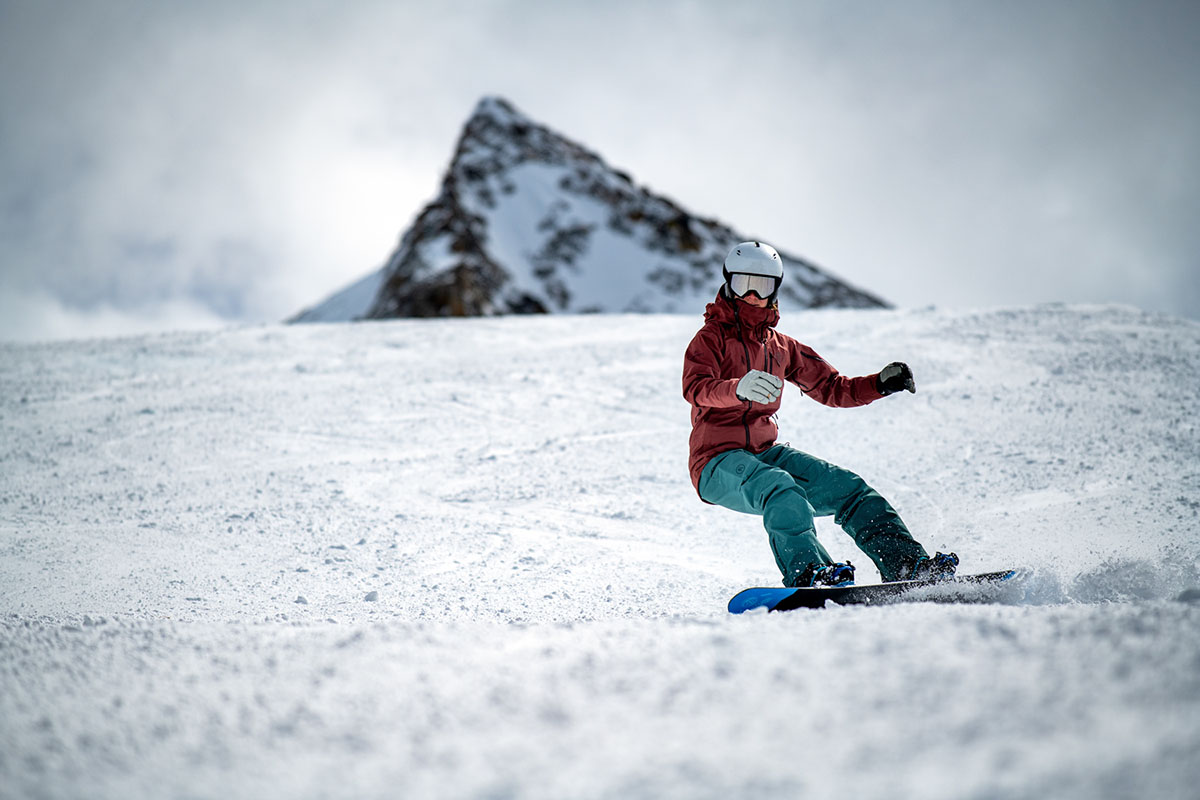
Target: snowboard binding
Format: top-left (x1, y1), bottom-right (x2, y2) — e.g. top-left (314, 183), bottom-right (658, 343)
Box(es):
top-left (794, 561), bottom-right (856, 588)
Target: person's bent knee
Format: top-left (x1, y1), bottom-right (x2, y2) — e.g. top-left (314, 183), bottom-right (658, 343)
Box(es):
top-left (743, 467), bottom-right (803, 511)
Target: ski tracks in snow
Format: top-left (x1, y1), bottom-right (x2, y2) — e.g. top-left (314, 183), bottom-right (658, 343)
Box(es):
top-left (2, 306), bottom-right (1200, 799)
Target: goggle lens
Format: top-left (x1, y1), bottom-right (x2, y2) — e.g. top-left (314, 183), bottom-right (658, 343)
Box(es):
top-left (729, 273), bottom-right (778, 298)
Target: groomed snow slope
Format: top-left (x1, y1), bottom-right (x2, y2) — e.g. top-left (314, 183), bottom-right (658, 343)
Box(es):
top-left (1, 305), bottom-right (1198, 799)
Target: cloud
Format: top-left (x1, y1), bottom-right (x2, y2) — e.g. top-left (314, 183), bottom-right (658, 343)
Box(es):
top-left (1, 1), bottom-right (449, 338)
top-left (1, 0), bottom-right (1197, 343)
top-left (0, 287), bottom-right (228, 343)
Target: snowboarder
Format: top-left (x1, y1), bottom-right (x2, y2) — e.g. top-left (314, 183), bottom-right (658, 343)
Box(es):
top-left (683, 241), bottom-right (959, 588)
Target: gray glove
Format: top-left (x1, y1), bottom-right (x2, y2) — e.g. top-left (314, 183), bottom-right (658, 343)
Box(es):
top-left (736, 370), bottom-right (783, 404)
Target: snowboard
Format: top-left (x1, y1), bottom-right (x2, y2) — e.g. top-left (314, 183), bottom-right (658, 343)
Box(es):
top-left (728, 569), bottom-right (1024, 613)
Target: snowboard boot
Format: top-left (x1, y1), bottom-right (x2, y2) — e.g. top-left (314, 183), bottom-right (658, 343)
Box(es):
top-left (794, 561), bottom-right (856, 588)
top-left (900, 551), bottom-right (959, 582)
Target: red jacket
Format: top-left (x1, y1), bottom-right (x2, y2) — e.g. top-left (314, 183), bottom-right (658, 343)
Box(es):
top-left (682, 292), bottom-right (884, 494)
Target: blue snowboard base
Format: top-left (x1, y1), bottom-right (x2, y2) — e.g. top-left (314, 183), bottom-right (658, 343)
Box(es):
top-left (728, 569), bottom-right (1024, 613)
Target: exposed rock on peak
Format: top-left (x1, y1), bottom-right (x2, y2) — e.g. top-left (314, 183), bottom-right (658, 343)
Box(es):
top-left (293, 96), bottom-right (886, 322)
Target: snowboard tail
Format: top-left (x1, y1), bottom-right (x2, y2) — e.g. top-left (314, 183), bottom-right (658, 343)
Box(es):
top-left (728, 569), bottom-right (1024, 613)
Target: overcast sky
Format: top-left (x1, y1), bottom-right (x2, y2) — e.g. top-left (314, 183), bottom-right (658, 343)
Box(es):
top-left (1, 0), bottom-right (1197, 341)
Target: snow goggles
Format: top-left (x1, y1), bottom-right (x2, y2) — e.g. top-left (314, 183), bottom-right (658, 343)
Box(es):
top-left (728, 273), bottom-right (778, 299)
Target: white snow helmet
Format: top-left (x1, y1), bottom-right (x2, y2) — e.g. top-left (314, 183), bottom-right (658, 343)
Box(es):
top-left (723, 241), bottom-right (783, 302)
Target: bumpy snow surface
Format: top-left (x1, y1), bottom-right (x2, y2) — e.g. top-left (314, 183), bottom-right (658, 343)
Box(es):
top-left (2, 305), bottom-right (1198, 800)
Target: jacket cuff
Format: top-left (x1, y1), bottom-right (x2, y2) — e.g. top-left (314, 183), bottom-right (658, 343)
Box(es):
top-left (717, 378), bottom-right (743, 407)
top-left (863, 373), bottom-right (886, 402)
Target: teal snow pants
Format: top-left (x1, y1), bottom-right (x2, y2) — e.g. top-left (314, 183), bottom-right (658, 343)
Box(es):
top-left (698, 444), bottom-right (927, 585)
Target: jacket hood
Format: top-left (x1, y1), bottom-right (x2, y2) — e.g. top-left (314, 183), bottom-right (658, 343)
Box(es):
top-left (703, 290), bottom-right (780, 343)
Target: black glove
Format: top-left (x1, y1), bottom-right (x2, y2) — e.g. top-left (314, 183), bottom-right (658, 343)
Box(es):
top-left (877, 362), bottom-right (916, 395)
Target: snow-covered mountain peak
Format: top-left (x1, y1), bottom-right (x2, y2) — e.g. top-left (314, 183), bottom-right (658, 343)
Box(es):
top-left (292, 96), bottom-right (887, 322)
top-left (456, 95), bottom-right (599, 172)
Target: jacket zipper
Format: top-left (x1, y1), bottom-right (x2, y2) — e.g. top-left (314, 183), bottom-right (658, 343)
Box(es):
top-left (732, 303), bottom-right (754, 450)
